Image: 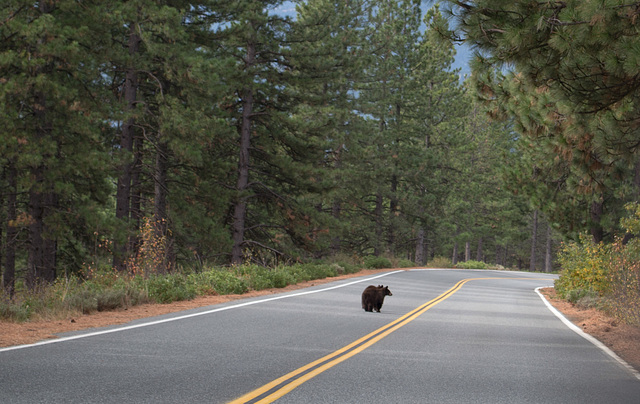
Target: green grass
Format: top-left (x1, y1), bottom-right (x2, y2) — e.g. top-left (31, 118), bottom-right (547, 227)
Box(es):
top-left (0, 260), bottom-right (373, 322)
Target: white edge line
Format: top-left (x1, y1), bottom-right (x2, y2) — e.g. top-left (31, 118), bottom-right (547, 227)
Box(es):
top-left (0, 270), bottom-right (404, 353)
top-left (535, 286), bottom-right (640, 381)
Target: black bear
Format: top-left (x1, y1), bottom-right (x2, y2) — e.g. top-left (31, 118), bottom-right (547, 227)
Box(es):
top-left (361, 285), bottom-right (392, 312)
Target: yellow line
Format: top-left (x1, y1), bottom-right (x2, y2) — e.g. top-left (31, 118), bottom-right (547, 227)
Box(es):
top-left (228, 277), bottom-right (546, 404)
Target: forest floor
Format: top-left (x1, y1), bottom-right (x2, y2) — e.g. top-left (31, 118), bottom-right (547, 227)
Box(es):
top-left (1, 268), bottom-right (639, 373)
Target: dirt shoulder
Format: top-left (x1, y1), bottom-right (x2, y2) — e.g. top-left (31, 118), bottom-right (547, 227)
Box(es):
top-left (539, 287), bottom-right (640, 372)
top-left (0, 268), bottom-right (393, 348)
top-left (1, 269), bottom-right (639, 373)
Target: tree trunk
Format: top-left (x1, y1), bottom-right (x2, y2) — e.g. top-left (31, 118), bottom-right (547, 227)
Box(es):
top-left (0, 178), bottom-right (3, 291)
top-left (25, 1), bottom-right (57, 288)
top-left (415, 227), bottom-right (425, 265)
top-left (590, 199), bottom-right (604, 243)
top-left (230, 87), bottom-right (253, 265)
top-left (388, 173), bottom-right (398, 254)
top-left (530, 209), bottom-right (538, 272)
top-left (27, 163), bottom-right (57, 288)
top-left (27, 87), bottom-right (57, 287)
top-left (388, 103), bottom-right (400, 253)
top-left (128, 134), bottom-right (144, 259)
top-left (476, 237), bottom-right (483, 262)
top-left (42, 192), bottom-right (57, 282)
top-left (545, 224), bottom-right (553, 273)
top-left (330, 144), bottom-right (343, 255)
top-left (634, 157), bottom-right (640, 201)
top-left (154, 139), bottom-right (170, 273)
top-left (374, 191), bottom-right (384, 256)
top-left (113, 23), bottom-right (141, 272)
top-left (452, 241), bottom-right (458, 265)
top-left (231, 40), bottom-right (257, 265)
top-left (331, 199), bottom-right (341, 255)
top-left (465, 241), bottom-right (470, 262)
top-left (3, 165), bottom-right (17, 295)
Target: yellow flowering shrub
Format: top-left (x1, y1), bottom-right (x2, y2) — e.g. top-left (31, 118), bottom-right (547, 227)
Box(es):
top-left (606, 204), bottom-right (640, 325)
top-left (555, 234), bottom-right (610, 299)
top-left (556, 203), bottom-right (640, 325)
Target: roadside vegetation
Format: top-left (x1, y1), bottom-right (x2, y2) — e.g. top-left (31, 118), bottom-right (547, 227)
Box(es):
top-left (555, 204), bottom-right (640, 326)
top-left (0, 256), bottom-right (422, 323)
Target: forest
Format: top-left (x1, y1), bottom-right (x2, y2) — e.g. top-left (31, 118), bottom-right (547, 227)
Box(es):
top-left (1, 0), bottom-right (639, 300)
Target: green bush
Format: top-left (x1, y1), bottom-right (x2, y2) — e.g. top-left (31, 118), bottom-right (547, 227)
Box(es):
top-left (0, 299), bottom-right (33, 322)
top-left (292, 263), bottom-right (338, 281)
top-left (286, 264), bottom-right (315, 283)
top-left (66, 290), bottom-right (99, 314)
top-left (327, 253), bottom-right (361, 274)
top-left (146, 274), bottom-right (196, 304)
top-left (455, 260), bottom-right (488, 269)
top-left (235, 265), bottom-right (297, 290)
top-left (396, 259), bottom-right (415, 268)
top-left (427, 256), bottom-right (454, 268)
top-left (605, 203), bottom-right (640, 325)
top-left (565, 288), bottom-right (599, 305)
top-left (328, 263), bottom-right (343, 275)
top-left (0, 257), bottom-right (403, 322)
top-left (337, 261), bottom-right (359, 274)
top-left (555, 234), bottom-right (610, 299)
top-left (191, 270), bottom-right (249, 295)
top-left (363, 255), bottom-right (392, 269)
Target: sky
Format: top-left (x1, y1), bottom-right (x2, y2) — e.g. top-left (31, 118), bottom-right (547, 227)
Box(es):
top-left (273, 1), bottom-right (472, 78)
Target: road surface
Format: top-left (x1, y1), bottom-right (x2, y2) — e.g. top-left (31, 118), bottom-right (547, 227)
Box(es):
top-left (2, 269), bottom-right (639, 403)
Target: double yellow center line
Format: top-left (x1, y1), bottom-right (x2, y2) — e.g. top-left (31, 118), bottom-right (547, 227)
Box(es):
top-left (229, 277), bottom-right (540, 403)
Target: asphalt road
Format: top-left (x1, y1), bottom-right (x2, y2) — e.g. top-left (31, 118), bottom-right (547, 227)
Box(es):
top-left (2, 269), bottom-right (639, 403)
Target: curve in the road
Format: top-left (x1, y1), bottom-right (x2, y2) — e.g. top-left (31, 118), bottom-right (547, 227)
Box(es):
top-left (229, 277), bottom-right (551, 404)
top-left (535, 286), bottom-right (640, 381)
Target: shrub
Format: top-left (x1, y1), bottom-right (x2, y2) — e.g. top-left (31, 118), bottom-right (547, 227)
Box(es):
top-left (66, 290), bottom-right (99, 314)
top-left (555, 234), bottom-right (610, 299)
top-left (605, 203), bottom-right (640, 325)
top-left (191, 270), bottom-right (248, 295)
top-left (329, 263), bottom-right (345, 275)
top-left (146, 274), bottom-right (196, 304)
top-left (235, 265), bottom-right (297, 290)
top-left (328, 253), bottom-right (361, 274)
top-left (363, 255), bottom-right (392, 269)
top-left (455, 260), bottom-right (488, 269)
top-left (395, 259), bottom-right (415, 268)
top-left (296, 263), bottom-right (338, 280)
top-left (426, 256), bottom-right (454, 269)
top-left (0, 298), bottom-right (33, 322)
top-left (565, 288), bottom-right (599, 305)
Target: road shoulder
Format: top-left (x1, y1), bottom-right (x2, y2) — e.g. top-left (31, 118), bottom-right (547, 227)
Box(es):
top-left (2, 268), bottom-right (639, 376)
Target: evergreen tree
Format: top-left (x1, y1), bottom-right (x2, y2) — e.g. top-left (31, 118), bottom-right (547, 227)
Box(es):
top-left (400, 7), bottom-right (469, 262)
top-left (356, 0), bottom-right (424, 256)
top-left (287, 0), bottom-right (371, 258)
top-left (445, 0), bottom-right (640, 242)
top-left (96, 1), bottom-right (226, 272)
top-left (0, 1), bottom-right (113, 287)
top-left (207, 0), bottom-right (339, 265)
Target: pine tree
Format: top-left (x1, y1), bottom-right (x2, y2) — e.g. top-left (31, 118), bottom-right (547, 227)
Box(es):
top-left (96, 1), bottom-right (226, 272)
top-left (0, 1), bottom-right (115, 286)
top-left (400, 7), bottom-right (469, 262)
top-left (445, 0), bottom-right (640, 242)
top-left (287, 0), bottom-right (371, 257)
top-left (355, 0), bottom-right (424, 256)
